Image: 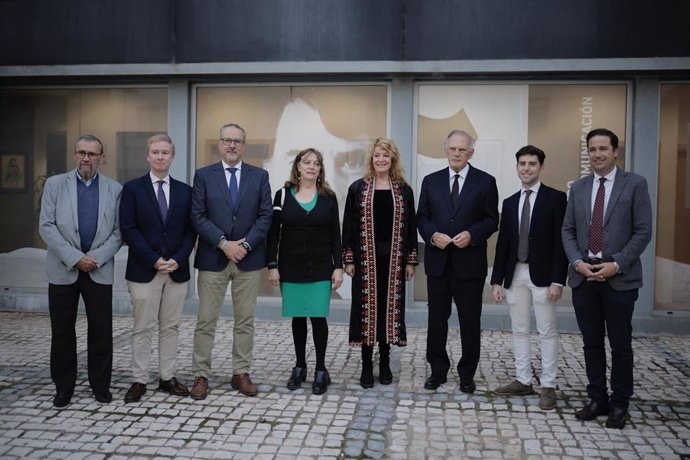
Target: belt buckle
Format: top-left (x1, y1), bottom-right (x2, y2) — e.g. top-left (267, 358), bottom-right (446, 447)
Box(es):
top-left (589, 258), bottom-right (602, 265)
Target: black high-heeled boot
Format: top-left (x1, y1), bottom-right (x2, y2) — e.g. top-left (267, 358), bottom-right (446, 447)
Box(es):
top-left (379, 343), bottom-right (393, 385)
top-left (360, 345), bottom-right (374, 389)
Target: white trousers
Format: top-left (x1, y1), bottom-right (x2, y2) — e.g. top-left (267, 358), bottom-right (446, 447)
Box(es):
top-left (128, 272), bottom-right (188, 383)
top-left (505, 262), bottom-right (559, 389)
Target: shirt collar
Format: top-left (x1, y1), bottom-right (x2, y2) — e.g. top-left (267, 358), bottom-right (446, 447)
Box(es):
top-left (76, 170), bottom-right (98, 186)
top-left (595, 167), bottom-right (617, 183)
top-left (222, 160), bottom-right (243, 171)
top-left (150, 172), bottom-right (170, 184)
top-left (523, 181), bottom-right (541, 194)
top-left (448, 163), bottom-right (470, 180)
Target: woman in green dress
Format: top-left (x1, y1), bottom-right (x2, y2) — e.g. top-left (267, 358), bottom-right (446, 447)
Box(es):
top-left (267, 148), bottom-right (344, 395)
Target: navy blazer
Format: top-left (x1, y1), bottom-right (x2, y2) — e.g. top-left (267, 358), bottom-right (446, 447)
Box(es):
top-left (417, 165), bottom-right (499, 278)
top-left (120, 174), bottom-right (196, 283)
top-left (191, 161), bottom-right (273, 272)
top-left (490, 184), bottom-right (568, 289)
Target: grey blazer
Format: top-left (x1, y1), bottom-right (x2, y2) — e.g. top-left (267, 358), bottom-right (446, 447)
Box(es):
top-left (561, 166), bottom-right (652, 290)
top-left (39, 169), bottom-right (123, 285)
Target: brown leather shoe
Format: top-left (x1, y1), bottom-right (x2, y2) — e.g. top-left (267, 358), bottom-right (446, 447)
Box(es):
top-left (230, 373), bottom-right (258, 396)
top-left (124, 382), bottom-right (147, 403)
top-left (190, 376), bottom-right (208, 400)
top-left (158, 377), bottom-right (190, 396)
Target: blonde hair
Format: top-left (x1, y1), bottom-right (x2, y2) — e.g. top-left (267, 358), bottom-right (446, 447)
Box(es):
top-left (364, 137), bottom-right (408, 185)
top-left (146, 133), bottom-right (175, 155)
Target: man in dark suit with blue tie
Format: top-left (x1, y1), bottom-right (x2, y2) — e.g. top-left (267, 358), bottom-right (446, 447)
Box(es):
top-left (562, 128), bottom-right (652, 429)
top-left (417, 130), bottom-right (499, 393)
top-left (119, 134), bottom-right (196, 403)
top-left (490, 145), bottom-right (568, 411)
top-left (189, 123), bottom-right (272, 399)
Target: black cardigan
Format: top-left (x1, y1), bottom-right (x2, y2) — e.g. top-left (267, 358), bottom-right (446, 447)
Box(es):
top-left (267, 187), bottom-right (343, 283)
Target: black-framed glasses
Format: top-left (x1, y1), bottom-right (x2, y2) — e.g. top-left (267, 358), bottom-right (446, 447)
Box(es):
top-left (75, 150), bottom-right (103, 159)
top-left (220, 138), bottom-right (245, 146)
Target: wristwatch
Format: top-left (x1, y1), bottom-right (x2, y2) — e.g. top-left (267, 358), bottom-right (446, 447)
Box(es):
top-left (240, 241), bottom-right (251, 251)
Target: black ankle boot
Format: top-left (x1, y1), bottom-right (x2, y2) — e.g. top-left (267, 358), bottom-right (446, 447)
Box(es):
top-left (287, 366), bottom-right (307, 390)
top-left (379, 343), bottom-right (392, 385)
top-left (360, 345), bottom-right (374, 389)
top-left (312, 369), bottom-right (331, 395)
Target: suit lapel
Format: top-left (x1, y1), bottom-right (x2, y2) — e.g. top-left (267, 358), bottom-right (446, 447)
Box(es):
top-left (582, 175), bottom-right (595, 223)
top-left (453, 165), bottom-right (474, 216)
top-left (604, 168), bottom-right (625, 225)
top-left (530, 186), bottom-right (547, 233)
top-left (144, 174), bottom-right (165, 225)
top-left (237, 164), bottom-right (251, 204)
top-left (68, 170), bottom-right (80, 232)
top-left (212, 162), bottom-right (233, 208)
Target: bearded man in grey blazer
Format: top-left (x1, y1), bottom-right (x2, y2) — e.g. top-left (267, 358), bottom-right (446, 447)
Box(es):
top-left (562, 128), bottom-right (652, 429)
top-left (39, 134), bottom-right (123, 408)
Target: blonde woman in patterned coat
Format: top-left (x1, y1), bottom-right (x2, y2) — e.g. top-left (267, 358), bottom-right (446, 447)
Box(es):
top-left (342, 138), bottom-right (419, 388)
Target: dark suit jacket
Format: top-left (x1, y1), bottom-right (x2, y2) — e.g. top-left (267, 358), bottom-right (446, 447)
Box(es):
top-left (120, 174), bottom-right (196, 283)
top-left (490, 183), bottom-right (568, 289)
top-left (417, 165), bottom-right (499, 278)
top-left (561, 166), bottom-right (652, 290)
top-left (267, 187), bottom-right (343, 283)
top-left (192, 161), bottom-right (273, 272)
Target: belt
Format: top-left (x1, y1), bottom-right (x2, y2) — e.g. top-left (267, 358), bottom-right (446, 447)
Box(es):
top-left (588, 258), bottom-right (602, 265)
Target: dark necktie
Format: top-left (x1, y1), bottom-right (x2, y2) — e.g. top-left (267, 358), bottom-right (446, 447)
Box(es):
top-left (451, 173), bottom-right (460, 208)
top-left (589, 177), bottom-right (606, 254)
top-left (157, 179), bottom-right (168, 222)
top-left (228, 167), bottom-right (238, 210)
top-left (517, 189), bottom-right (532, 262)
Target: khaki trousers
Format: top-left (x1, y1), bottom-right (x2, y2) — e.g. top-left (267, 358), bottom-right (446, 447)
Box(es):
top-left (193, 262), bottom-right (260, 377)
top-left (128, 273), bottom-right (188, 383)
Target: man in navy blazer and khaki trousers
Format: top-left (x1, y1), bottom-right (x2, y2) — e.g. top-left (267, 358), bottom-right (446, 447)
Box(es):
top-left (39, 134), bottom-right (122, 408)
top-left (417, 130), bottom-right (499, 393)
top-left (562, 128), bottom-right (652, 429)
top-left (490, 145), bottom-right (568, 410)
top-left (119, 134), bottom-right (196, 403)
top-left (190, 123), bottom-right (272, 399)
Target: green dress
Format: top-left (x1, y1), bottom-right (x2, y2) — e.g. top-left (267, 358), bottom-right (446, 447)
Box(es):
top-left (281, 188), bottom-right (332, 317)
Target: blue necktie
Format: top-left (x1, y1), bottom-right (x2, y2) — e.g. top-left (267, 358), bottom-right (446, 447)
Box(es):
top-left (228, 167), bottom-right (238, 210)
top-left (157, 180), bottom-right (168, 222)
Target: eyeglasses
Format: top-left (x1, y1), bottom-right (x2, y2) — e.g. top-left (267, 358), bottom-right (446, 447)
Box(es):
top-left (220, 138), bottom-right (245, 146)
top-left (75, 150), bottom-right (103, 159)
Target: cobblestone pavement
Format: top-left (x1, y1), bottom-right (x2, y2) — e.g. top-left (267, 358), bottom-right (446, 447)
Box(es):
top-left (0, 311), bottom-right (689, 459)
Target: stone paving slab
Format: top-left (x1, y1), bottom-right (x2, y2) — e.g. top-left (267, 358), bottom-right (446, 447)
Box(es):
top-left (0, 311), bottom-right (689, 459)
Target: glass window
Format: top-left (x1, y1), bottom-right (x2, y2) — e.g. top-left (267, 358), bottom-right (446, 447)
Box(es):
top-left (195, 84), bottom-right (389, 298)
top-left (656, 84), bottom-right (690, 311)
top-left (0, 87), bottom-right (168, 289)
top-left (414, 83), bottom-right (628, 303)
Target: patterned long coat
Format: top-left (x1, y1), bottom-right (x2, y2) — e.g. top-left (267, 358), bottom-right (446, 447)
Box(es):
top-left (342, 178), bottom-right (419, 346)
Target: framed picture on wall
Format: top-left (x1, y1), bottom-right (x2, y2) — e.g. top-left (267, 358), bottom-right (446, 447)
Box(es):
top-left (0, 153), bottom-right (27, 192)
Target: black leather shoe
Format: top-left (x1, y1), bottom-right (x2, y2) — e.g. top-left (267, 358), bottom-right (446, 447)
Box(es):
top-left (287, 366), bottom-right (307, 390)
top-left (424, 376), bottom-right (447, 390)
top-left (312, 370), bottom-right (331, 395)
top-left (53, 392), bottom-right (72, 408)
top-left (158, 377), bottom-right (189, 396)
top-left (94, 390), bottom-right (113, 404)
top-left (605, 407), bottom-right (628, 429)
top-left (124, 383), bottom-right (147, 403)
top-left (575, 401), bottom-right (610, 421)
top-left (460, 380), bottom-right (476, 394)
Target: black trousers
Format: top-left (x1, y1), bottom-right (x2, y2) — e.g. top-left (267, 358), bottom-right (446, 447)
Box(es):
top-left (48, 271), bottom-right (113, 396)
top-left (573, 281), bottom-right (636, 411)
top-left (426, 259), bottom-right (484, 383)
